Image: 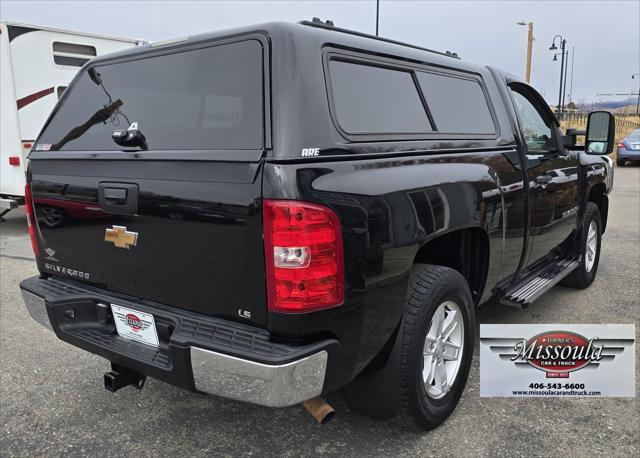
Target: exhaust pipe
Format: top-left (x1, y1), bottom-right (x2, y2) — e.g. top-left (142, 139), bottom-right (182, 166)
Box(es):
top-left (303, 397), bottom-right (335, 424)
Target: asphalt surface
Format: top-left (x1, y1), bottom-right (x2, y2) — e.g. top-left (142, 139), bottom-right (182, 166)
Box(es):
top-left (1, 166), bottom-right (638, 457)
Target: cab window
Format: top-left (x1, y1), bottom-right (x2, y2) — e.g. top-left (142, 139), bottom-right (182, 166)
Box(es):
top-left (510, 88), bottom-right (558, 153)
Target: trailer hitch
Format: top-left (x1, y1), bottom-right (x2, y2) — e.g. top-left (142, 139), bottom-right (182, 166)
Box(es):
top-left (104, 363), bottom-right (146, 392)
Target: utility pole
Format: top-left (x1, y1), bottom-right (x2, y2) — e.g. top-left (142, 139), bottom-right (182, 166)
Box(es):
top-left (569, 46), bottom-right (575, 106)
top-left (376, 0), bottom-right (380, 36)
top-left (517, 21), bottom-right (534, 83)
top-left (562, 47), bottom-right (569, 111)
top-left (633, 74), bottom-right (640, 115)
top-left (525, 22), bottom-right (533, 83)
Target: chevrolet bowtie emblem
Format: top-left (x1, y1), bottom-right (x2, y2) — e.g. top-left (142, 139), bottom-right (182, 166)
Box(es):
top-left (104, 225), bottom-right (138, 249)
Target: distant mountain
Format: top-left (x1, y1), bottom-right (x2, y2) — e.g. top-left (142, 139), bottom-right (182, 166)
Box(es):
top-left (578, 96), bottom-right (639, 111)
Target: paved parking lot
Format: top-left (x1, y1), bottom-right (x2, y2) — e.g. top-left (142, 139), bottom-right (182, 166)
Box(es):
top-left (1, 166), bottom-right (638, 457)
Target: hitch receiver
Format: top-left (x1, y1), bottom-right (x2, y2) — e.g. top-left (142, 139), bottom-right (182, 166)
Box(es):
top-left (104, 363), bottom-right (146, 392)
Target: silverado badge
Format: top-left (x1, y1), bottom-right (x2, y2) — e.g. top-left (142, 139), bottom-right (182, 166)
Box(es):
top-left (104, 225), bottom-right (138, 249)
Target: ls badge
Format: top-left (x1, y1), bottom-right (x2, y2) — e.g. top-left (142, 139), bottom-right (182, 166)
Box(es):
top-left (104, 225), bottom-right (138, 249)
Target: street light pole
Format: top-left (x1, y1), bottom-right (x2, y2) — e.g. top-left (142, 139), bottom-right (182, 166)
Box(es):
top-left (376, 0), bottom-right (380, 36)
top-left (550, 35), bottom-right (567, 113)
top-left (559, 40), bottom-right (566, 112)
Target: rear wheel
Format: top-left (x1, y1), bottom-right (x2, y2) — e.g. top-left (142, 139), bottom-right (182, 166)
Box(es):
top-left (398, 265), bottom-right (475, 430)
top-left (617, 159), bottom-right (625, 167)
top-left (561, 202), bottom-right (602, 289)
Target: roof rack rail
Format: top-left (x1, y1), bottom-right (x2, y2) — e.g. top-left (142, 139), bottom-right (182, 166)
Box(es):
top-left (299, 18), bottom-right (460, 60)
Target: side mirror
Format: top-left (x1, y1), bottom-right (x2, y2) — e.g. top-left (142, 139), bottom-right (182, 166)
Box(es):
top-left (585, 111), bottom-right (615, 155)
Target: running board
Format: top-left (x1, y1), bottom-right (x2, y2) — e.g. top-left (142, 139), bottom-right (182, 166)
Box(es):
top-left (499, 258), bottom-right (579, 308)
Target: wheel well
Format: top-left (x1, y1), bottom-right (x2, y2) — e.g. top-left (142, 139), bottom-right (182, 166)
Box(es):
top-left (588, 183), bottom-right (608, 234)
top-left (413, 228), bottom-right (489, 304)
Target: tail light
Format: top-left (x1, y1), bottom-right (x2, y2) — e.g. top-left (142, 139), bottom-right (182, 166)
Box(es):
top-left (9, 156), bottom-right (20, 166)
top-left (24, 184), bottom-right (40, 256)
top-left (618, 143), bottom-right (625, 148)
top-left (263, 200), bottom-right (344, 313)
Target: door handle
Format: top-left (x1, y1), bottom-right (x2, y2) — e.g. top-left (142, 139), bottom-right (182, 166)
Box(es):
top-left (103, 187), bottom-right (127, 204)
top-left (98, 182), bottom-right (139, 214)
top-left (535, 174), bottom-right (552, 185)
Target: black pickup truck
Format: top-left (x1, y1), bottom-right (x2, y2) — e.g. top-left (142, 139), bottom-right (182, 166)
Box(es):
top-left (20, 20), bottom-right (615, 429)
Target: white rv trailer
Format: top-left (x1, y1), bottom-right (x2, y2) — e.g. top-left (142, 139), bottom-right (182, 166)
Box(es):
top-left (0, 21), bottom-right (143, 218)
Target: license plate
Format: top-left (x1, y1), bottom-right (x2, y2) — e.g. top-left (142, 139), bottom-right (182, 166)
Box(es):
top-left (111, 304), bottom-right (159, 347)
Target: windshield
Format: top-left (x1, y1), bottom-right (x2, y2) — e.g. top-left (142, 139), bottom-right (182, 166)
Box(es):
top-left (628, 129), bottom-right (640, 140)
top-left (36, 40), bottom-right (264, 152)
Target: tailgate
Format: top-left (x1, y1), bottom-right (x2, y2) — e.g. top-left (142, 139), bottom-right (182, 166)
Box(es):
top-left (27, 36), bottom-right (270, 325)
top-left (29, 159), bottom-right (267, 325)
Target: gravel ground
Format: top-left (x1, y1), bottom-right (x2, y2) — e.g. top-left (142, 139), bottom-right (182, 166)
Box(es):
top-left (1, 166), bottom-right (638, 457)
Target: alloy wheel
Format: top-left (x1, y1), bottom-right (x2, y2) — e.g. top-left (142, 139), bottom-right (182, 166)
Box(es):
top-left (585, 220), bottom-right (598, 272)
top-left (422, 300), bottom-right (465, 399)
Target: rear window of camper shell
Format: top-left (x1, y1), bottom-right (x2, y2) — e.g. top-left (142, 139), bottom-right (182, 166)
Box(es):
top-left (37, 39), bottom-right (264, 152)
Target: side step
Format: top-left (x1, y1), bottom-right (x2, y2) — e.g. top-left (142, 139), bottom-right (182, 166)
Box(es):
top-left (499, 258), bottom-right (579, 308)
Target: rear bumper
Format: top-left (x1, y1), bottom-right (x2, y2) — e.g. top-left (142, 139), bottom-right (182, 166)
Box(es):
top-left (617, 148), bottom-right (640, 161)
top-left (190, 347), bottom-right (327, 407)
top-left (20, 276), bottom-right (336, 407)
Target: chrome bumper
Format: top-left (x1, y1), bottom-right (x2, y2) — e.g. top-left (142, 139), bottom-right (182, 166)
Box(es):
top-left (21, 289), bottom-right (328, 407)
top-left (21, 290), bottom-right (53, 330)
top-left (191, 348), bottom-right (328, 407)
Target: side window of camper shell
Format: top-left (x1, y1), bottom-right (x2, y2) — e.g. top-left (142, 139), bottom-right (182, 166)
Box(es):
top-left (325, 52), bottom-right (497, 141)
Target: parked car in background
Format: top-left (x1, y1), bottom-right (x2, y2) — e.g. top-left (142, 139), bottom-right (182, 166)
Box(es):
top-left (0, 21), bottom-right (143, 219)
top-left (617, 128), bottom-right (640, 166)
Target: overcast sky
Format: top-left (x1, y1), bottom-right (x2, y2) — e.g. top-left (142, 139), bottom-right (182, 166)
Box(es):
top-left (2, 0), bottom-right (639, 105)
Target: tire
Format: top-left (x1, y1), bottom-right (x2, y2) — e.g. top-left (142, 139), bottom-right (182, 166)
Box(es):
top-left (561, 202), bottom-right (602, 289)
top-left (398, 265), bottom-right (475, 430)
top-left (617, 159), bottom-right (625, 167)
